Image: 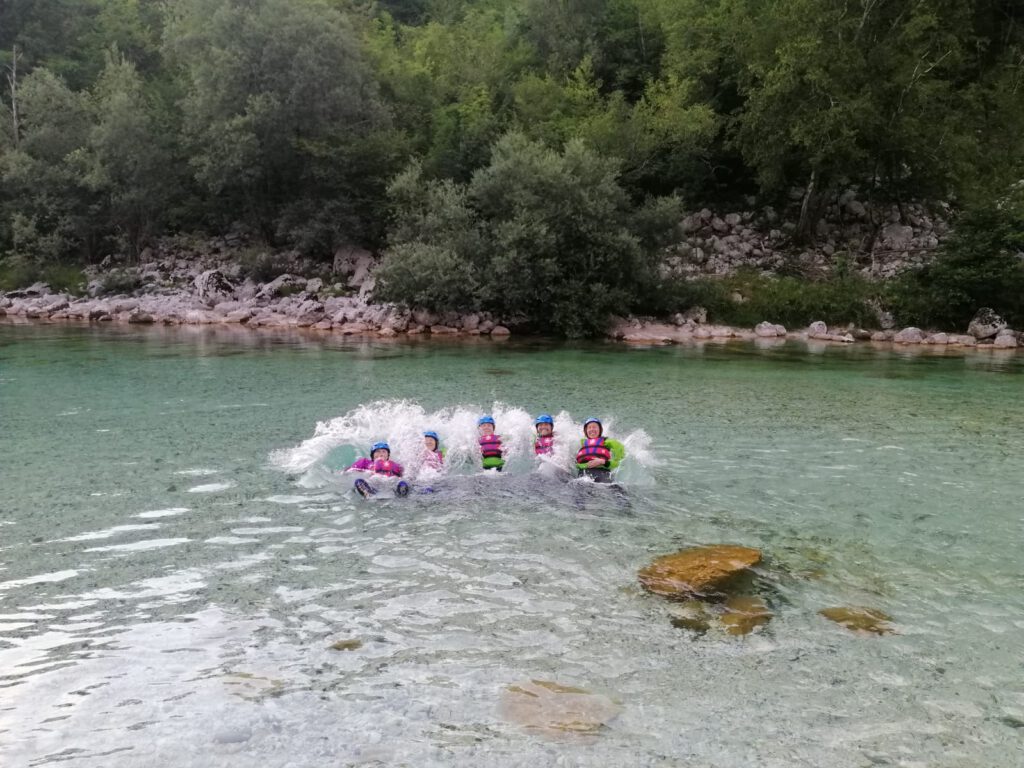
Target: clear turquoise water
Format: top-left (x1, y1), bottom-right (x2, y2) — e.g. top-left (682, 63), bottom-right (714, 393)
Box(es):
top-left (2, 322), bottom-right (1023, 767)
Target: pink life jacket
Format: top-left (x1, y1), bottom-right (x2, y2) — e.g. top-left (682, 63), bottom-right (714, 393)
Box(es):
top-left (424, 450), bottom-right (444, 468)
top-left (534, 435), bottom-right (555, 455)
top-left (371, 459), bottom-right (403, 477)
top-left (576, 437), bottom-right (612, 466)
top-left (479, 434), bottom-right (503, 459)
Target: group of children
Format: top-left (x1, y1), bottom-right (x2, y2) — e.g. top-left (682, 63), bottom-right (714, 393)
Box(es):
top-left (345, 415), bottom-right (626, 498)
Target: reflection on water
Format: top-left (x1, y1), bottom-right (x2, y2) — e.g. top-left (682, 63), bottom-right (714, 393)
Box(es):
top-left (1, 323), bottom-right (1023, 766)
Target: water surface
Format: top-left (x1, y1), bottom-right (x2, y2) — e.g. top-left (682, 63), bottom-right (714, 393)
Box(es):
top-left (2, 323), bottom-right (1023, 767)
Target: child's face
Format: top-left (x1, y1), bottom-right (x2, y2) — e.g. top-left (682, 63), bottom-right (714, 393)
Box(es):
top-left (424, 436), bottom-right (437, 451)
top-left (585, 422), bottom-right (601, 439)
top-left (479, 423), bottom-right (495, 436)
top-left (372, 449), bottom-right (389, 461)
top-left (537, 423), bottom-right (553, 437)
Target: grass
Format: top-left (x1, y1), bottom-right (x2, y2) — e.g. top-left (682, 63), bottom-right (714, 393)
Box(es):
top-left (0, 261), bottom-right (87, 295)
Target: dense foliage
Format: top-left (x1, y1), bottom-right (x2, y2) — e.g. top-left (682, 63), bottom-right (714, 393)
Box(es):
top-left (1, 0), bottom-right (1023, 333)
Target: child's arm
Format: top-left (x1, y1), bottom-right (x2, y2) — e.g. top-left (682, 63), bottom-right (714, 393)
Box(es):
top-left (345, 457), bottom-right (372, 472)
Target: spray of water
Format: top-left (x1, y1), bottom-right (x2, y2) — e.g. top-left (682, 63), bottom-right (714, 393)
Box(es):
top-left (270, 400), bottom-right (657, 485)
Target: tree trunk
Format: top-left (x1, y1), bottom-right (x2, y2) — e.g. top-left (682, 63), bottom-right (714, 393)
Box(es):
top-left (6, 46), bottom-right (19, 147)
top-left (795, 168), bottom-right (829, 245)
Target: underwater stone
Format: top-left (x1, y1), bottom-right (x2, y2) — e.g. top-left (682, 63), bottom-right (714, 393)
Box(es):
top-left (638, 545), bottom-right (762, 598)
top-left (819, 606), bottom-right (895, 635)
top-left (499, 679), bottom-right (620, 737)
top-left (719, 596), bottom-right (773, 636)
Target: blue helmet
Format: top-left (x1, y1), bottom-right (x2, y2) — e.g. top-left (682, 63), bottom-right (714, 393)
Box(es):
top-left (423, 430), bottom-right (440, 444)
top-left (582, 417), bottom-right (603, 435)
top-left (370, 441), bottom-right (390, 456)
top-left (535, 413), bottom-right (554, 426)
top-left (477, 415), bottom-right (495, 426)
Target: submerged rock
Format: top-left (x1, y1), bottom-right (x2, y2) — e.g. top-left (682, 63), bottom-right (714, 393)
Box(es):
top-left (638, 545), bottom-right (762, 598)
top-left (819, 606), bottom-right (895, 635)
top-left (719, 596), bottom-right (773, 635)
top-left (968, 307), bottom-right (1006, 339)
top-left (499, 680), bottom-right (620, 737)
top-left (329, 638), bottom-right (363, 651)
top-left (667, 600), bottom-right (714, 634)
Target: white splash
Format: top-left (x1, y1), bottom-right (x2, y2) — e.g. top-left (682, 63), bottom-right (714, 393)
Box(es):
top-left (270, 399), bottom-right (656, 484)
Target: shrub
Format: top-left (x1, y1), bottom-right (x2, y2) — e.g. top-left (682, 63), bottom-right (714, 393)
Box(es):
top-left (645, 270), bottom-right (883, 329)
top-left (888, 189), bottom-right (1024, 329)
top-left (375, 132), bottom-right (680, 337)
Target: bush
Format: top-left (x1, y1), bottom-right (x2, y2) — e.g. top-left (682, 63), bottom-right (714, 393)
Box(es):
top-left (375, 133), bottom-right (680, 337)
top-left (0, 258), bottom-right (86, 295)
top-left (888, 189), bottom-right (1024, 329)
top-left (237, 248), bottom-right (290, 283)
top-left (645, 270), bottom-right (883, 329)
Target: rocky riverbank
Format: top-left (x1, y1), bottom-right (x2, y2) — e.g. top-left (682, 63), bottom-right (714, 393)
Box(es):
top-left (0, 240), bottom-right (511, 338)
top-left (1, 214), bottom-right (1019, 351)
top-left (609, 308), bottom-right (1020, 350)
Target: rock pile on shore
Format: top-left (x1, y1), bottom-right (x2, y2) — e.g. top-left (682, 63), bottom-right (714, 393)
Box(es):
top-left (0, 242), bottom-right (511, 338)
top-left (665, 192), bottom-right (949, 279)
top-left (608, 309), bottom-right (1020, 350)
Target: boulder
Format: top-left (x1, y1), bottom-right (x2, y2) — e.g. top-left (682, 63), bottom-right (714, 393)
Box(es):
top-left (968, 308), bottom-right (1007, 340)
top-left (304, 277), bottom-right (323, 295)
top-left (377, 327), bottom-right (397, 337)
top-left (462, 313), bottom-right (481, 331)
top-left (870, 331), bottom-right (891, 342)
top-left (638, 545), bottom-right (762, 598)
top-left (337, 322), bottom-right (369, 335)
top-left (256, 274), bottom-right (305, 300)
top-left (194, 269), bottom-right (235, 305)
top-left (499, 680), bottom-right (620, 737)
top-left (412, 308), bottom-right (438, 327)
top-left (993, 332), bottom-right (1018, 349)
top-left (693, 326), bottom-right (712, 339)
top-left (850, 328), bottom-right (873, 341)
top-left (430, 324), bottom-right (459, 335)
top-left (681, 306), bottom-right (707, 325)
top-left (893, 327), bottom-right (925, 344)
top-left (490, 325), bottom-right (511, 337)
top-left (819, 606), bottom-right (895, 635)
top-left (127, 310), bottom-right (155, 324)
top-left (478, 320), bottom-right (495, 334)
top-left (949, 334), bottom-right (977, 346)
top-left (312, 319), bottom-right (333, 331)
top-left (224, 308), bottom-right (253, 324)
top-left (924, 332), bottom-right (949, 345)
top-left (808, 320), bottom-right (828, 339)
top-left (773, 324), bottom-right (787, 336)
top-left (755, 321), bottom-right (780, 337)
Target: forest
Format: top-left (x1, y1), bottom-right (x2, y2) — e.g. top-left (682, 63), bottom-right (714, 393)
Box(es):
top-left (2, 0), bottom-right (1023, 334)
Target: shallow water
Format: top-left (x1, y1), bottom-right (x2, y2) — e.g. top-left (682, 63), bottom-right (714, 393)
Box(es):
top-left (2, 323), bottom-right (1023, 767)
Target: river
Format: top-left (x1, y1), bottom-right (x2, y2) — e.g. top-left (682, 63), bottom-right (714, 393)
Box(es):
top-left (1, 323), bottom-right (1022, 767)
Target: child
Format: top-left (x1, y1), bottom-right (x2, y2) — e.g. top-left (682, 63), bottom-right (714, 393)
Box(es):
top-left (423, 430), bottom-right (445, 469)
top-left (477, 415), bottom-right (505, 471)
top-left (575, 417), bottom-right (625, 482)
top-left (534, 414), bottom-right (555, 456)
top-left (346, 441), bottom-right (409, 497)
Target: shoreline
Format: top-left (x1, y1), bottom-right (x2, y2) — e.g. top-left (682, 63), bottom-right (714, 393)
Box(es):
top-left (3, 313), bottom-right (1021, 357)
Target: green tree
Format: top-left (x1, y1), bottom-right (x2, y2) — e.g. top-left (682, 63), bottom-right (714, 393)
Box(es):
top-left (164, 0), bottom-right (388, 250)
top-left (81, 49), bottom-right (176, 258)
top-left (0, 68), bottom-right (94, 263)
